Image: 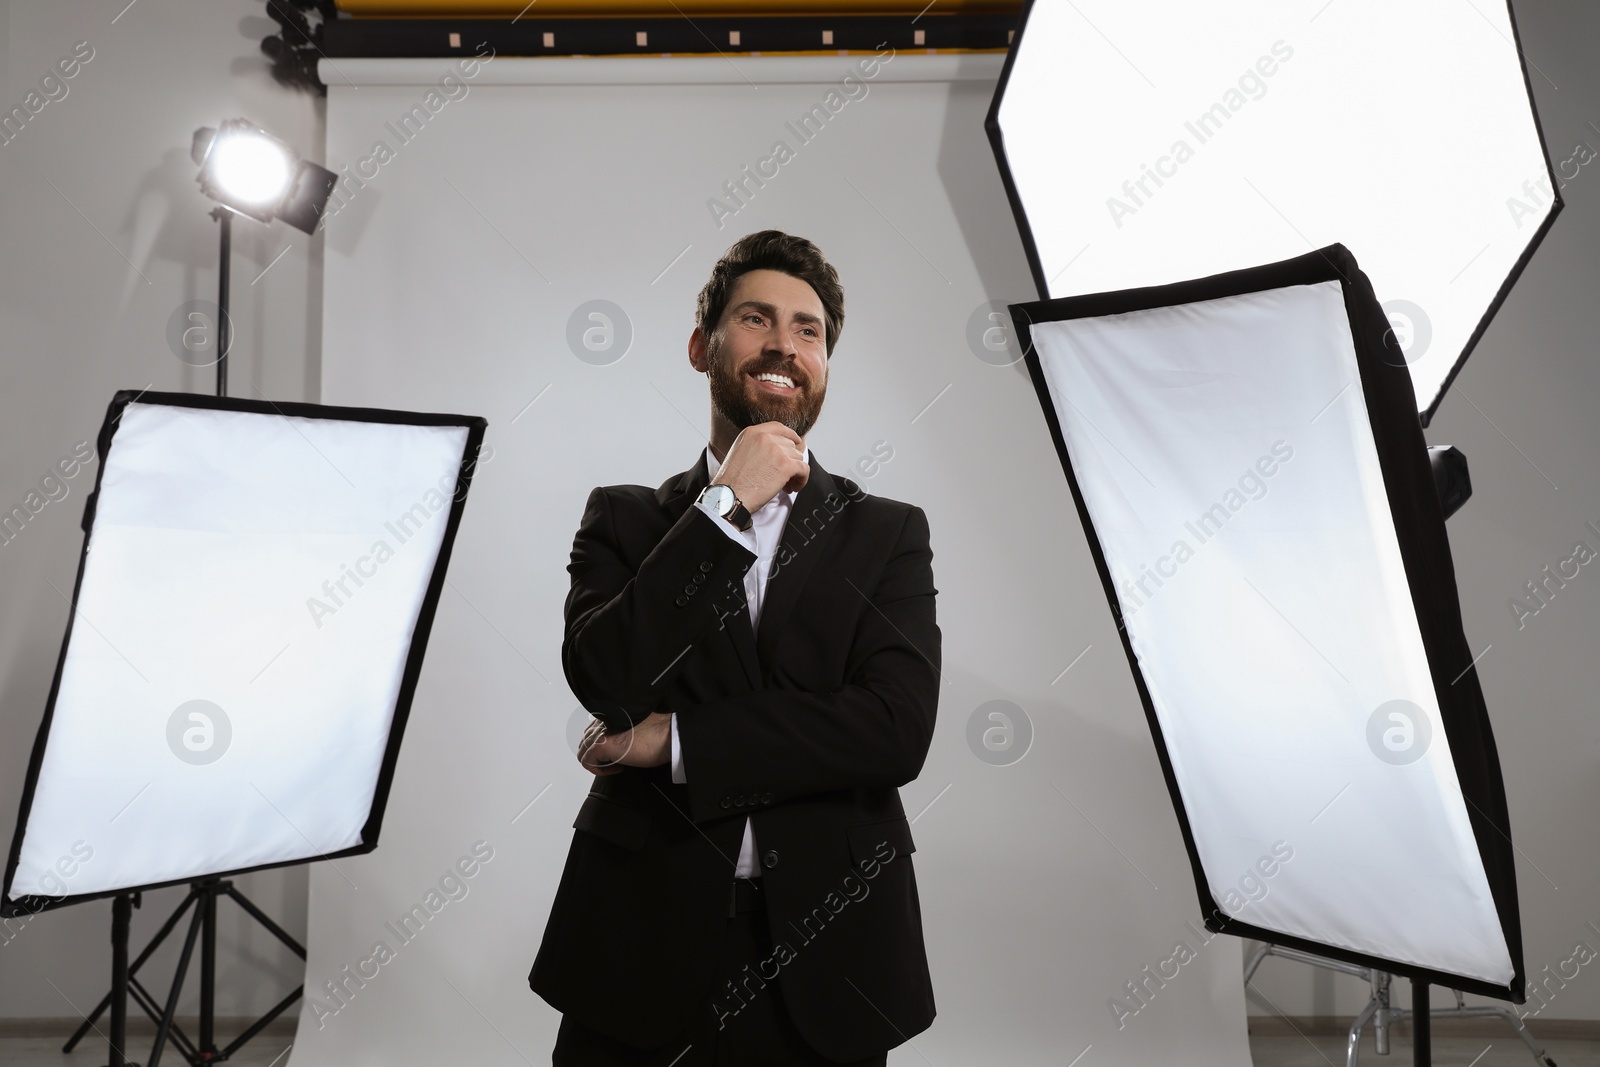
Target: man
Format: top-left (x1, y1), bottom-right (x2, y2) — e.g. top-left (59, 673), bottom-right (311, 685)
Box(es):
top-left (529, 230), bottom-right (940, 1065)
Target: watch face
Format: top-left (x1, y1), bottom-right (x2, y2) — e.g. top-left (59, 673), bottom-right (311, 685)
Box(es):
top-left (703, 483), bottom-right (735, 516)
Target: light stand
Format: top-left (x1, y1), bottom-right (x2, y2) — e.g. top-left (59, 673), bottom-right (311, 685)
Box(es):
top-left (212, 207), bottom-right (231, 399)
top-left (188, 117), bottom-right (336, 400)
top-left (57, 120), bottom-right (339, 1067)
top-left (67, 879), bottom-right (306, 1067)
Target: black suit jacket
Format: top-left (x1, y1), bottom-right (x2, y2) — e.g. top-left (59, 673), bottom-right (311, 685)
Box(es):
top-left (529, 448), bottom-right (940, 1061)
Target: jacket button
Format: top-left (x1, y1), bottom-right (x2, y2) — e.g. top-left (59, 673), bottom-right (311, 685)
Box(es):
top-left (720, 796), bottom-right (731, 809)
top-left (762, 792), bottom-right (773, 804)
top-left (693, 572), bottom-right (707, 584)
top-left (675, 595), bottom-right (688, 607)
top-left (762, 849), bottom-right (780, 869)
top-left (684, 583), bottom-right (697, 596)
top-left (734, 795), bottom-right (745, 807)
top-left (700, 561), bottom-right (714, 573)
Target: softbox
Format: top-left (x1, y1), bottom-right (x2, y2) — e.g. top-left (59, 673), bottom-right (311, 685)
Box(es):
top-left (987, 0), bottom-right (1562, 424)
top-left (1009, 245), bottom-right (1522, 1000)
top-left (3, 391), bottom-right (487, 917)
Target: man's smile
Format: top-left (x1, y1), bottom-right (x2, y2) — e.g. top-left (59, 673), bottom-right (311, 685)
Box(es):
top-left (750, 369), bottom-right (801, 394)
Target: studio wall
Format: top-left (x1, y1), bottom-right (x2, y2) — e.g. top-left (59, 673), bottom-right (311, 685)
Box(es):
top-left (301, 50), bottom-right (1256, 1065)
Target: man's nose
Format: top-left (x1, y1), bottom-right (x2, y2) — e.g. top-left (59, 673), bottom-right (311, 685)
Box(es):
top-left (765, 329), bottom-right (797, 357)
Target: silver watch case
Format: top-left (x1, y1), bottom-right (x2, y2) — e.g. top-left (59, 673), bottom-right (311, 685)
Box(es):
top-left (700, 482), bottom-right (737, 519)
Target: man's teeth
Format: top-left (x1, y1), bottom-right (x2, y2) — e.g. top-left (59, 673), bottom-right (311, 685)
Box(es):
top-left (754, 372), bottom-right (796, 388)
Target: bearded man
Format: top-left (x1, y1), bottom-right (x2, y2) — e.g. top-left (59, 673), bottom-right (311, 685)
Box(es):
top-left (530, 230), bottom-right (941, 1066)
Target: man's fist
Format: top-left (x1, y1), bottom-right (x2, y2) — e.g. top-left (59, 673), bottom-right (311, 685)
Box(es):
top-left (577, 711), bottom-right (672, 776)
top-left (712, 422), bottom-right (809, 513)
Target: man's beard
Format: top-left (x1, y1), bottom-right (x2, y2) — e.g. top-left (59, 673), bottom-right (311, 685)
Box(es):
top-left (706, 333), bottom-right (826, 438)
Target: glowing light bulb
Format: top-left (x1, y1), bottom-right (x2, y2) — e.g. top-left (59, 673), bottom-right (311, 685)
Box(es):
top-left (209, 130), bottom-right (293, 207)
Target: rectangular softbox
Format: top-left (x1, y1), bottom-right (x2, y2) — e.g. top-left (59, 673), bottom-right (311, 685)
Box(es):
top-left (1009, 245), bottom-right (1523, 1000)
top-left (3, 391), bottom-right (486, 917)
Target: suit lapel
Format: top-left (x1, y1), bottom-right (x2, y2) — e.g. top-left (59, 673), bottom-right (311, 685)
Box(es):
top-left (657, 448), bottom-right (761, 689)
top-left (755, 457), bottom-right (842, 675)
top-left (656, 448), bottom-right (845, 687)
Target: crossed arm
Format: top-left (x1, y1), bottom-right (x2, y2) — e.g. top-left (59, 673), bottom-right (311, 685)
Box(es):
top-left (562, 486), bottom-right (759, 732)
top-left (564, 488), bottom-right (941, 822)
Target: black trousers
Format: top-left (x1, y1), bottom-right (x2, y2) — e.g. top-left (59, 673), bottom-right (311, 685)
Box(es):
top-left (552, 879), bottom-right (890, 1067)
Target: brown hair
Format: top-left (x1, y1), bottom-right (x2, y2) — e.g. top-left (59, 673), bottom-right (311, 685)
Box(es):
top-left (696, 230), bottom-right (844, 359)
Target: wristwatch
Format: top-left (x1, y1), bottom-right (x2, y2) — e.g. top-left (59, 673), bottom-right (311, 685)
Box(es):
top-left (699, 482), bottom-right (753, 532)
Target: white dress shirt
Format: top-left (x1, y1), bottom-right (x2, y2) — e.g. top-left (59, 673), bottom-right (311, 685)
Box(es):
top-left (671, 443), bottom-right (807, 879)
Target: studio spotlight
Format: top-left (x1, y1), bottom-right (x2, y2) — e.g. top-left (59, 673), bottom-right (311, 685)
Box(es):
top-left (191, 118), bottom-right (335, 233)
top-left (189, 119), bottom-right (336, 397)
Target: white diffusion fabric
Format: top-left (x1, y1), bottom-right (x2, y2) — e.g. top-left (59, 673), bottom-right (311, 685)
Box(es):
top-left (1031, 281), bottom-right (1513, 986)
top-left (995, 0), bottom-right (1555, 418)
top-left (10, 402), bottom-right (468, 898)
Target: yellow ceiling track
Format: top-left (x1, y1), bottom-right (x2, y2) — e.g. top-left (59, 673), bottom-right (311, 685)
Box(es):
top-left (336, 1), bottom-right (1020, 15)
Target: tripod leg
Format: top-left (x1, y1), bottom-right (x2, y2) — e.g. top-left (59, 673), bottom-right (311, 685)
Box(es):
top-left (67, 888), bottom-right (197, 1053)
top-left (1492, 1005), bottom-right (1558, 1066)
top-left (1243, 941), bottom-right (1273, 985)
top-left (213, 886), bottom-right (306, 1059)
top-left (1346, 994), bottom-right (1379, 1067)
top-left (226, 885), bottom-right (306, 959)
top-left (148, 895), bottom-right (204, 1067)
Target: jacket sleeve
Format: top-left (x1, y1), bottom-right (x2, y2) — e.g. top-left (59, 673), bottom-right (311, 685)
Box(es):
top-left (562, 487), bottom-right (758, 730)
top-left (673, 505), bottom-right (940, 821)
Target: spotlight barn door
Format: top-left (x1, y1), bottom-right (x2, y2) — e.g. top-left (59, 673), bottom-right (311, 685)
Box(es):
top-left (1010, 246), bottom-right (1523, 1000)
top-left (2, 391), bottom-right (487, 918)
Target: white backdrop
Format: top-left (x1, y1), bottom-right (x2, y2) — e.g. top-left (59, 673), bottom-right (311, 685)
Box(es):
top-left (298, 51), bottom-right (1254, 1065)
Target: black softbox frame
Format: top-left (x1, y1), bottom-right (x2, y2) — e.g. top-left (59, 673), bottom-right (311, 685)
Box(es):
top-left (3, 390), bottom-right (487, 919)
top-left (1009, 245), bottom-right (1523, 1002)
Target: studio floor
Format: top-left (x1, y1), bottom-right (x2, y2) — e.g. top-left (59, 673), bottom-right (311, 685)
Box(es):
top-left (1, 1024), bottom-right (1598, 1065)
top-left (0, 1034), bottom-right (294, 1066)
top-left (1250, 1033), bottom-right (1600, 1066)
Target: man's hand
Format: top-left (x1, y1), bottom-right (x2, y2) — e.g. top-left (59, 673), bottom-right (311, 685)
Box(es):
top-left (712, 422), bottom-right (809, 513)
top-left (577, 710), bottom-right (672, 776)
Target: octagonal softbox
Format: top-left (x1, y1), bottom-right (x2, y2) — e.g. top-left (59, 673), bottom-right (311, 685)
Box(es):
top-left (987, 0), bottom-right (1561, 425)
top-left (1009, 245), bottom-right (1522, 1000)
top-left (3, 391), bottom-right (487, 917)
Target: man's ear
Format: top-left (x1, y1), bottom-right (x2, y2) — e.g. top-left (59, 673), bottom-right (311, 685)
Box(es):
top-left (688, 327), bottom-right (708, 371)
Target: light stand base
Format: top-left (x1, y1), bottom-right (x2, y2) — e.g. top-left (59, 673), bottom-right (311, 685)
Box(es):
top-left (67, 877), bottom-right (304, 1067)
top-left (1244, 942), bottom-right (1556, 1067)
